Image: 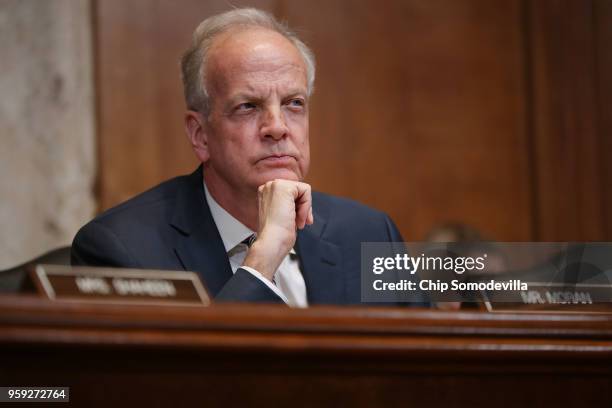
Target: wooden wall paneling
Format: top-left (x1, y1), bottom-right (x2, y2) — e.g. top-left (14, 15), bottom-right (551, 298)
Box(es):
top-left (97, 0), bottom-right (612, 242)
top-left (594, 0), bottom-right (612, 240)
top-left (96, 0), bottom-right (166, 210)
top-left (528, 0), bottom-right (605, 240)
top-left (282, 0), bottom-right (533, 241)
top-left (95, 0), bottom-right (277, 210)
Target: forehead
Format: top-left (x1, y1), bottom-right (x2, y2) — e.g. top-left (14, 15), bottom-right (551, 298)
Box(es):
top-left (206, 27), bottom-right (307, 95)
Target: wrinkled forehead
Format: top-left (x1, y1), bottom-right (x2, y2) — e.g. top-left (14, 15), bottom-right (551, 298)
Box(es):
top-left (205, 27), bottom-right (307, 96)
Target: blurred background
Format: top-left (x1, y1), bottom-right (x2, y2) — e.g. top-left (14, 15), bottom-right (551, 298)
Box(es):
top-left (0, 0), bottom-right (610, 269)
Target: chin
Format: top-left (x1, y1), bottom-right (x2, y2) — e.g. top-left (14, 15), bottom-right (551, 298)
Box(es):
top-left (254, 169), bottom-right (301, 185)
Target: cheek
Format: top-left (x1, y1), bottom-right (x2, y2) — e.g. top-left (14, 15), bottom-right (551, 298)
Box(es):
top-left (301, 143), bottom-right (310, 175)
top-left (295, 121), bottom-right (310, 174)
top-left (287, 113), bottom-right (309, 141)
top-left (298, 121), bottom-right (309, 153)
top-left (212, 123), bottom-right (256, 156)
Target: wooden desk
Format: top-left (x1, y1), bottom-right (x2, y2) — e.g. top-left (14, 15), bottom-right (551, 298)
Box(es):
top-left (1, 296), bottom-right (611, 407)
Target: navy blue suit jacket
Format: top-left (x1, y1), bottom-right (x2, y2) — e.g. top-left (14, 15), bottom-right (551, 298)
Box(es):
top-left (72, 166), bottom-right (418, 305)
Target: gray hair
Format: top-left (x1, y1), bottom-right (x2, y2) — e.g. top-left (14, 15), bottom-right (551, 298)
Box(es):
top-left (180, 8), bottom-right (316, 113)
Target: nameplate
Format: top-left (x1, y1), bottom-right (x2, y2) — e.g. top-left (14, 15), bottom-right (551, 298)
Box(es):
top-left (484, 282), bottom-right (612, 314)
top-left (31, 265), bottom-right (210, 306)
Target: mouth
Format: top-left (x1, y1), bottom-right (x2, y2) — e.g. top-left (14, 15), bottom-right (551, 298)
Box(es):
top-left (256, 155), bottom-right (297, 166)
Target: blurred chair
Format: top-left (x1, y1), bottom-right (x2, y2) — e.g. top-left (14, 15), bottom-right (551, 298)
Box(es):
top-left (0, 247), bottom-right (71, 293)
top-left (424, 222), bottom-right (488, 310)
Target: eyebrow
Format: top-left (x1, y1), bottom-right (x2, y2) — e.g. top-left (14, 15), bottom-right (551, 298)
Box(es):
top-left (227, 93), bottom-right (260, 106)
top-left (284, 88), bottom-right (308, 97)
top-left (228, 88), bottom-right (308, 104)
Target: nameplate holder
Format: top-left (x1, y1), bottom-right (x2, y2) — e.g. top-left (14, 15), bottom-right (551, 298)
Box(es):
top-left (31, 264), bottom-right (210, 306)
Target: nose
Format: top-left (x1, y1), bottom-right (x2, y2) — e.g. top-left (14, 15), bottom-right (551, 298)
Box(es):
top-left (260, 106), bottom-right (288, 140)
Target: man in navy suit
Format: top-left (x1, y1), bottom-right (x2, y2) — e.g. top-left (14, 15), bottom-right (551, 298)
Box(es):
top-left (72, 8), bottom-right (423, 306)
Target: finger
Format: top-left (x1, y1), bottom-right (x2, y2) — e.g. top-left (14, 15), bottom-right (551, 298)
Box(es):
top-left (297, 186), bottom-right (310, 229)
top-left (257, 183), bottom-right (267, 232)
top-left (294, 182), bottom-right (312, 229)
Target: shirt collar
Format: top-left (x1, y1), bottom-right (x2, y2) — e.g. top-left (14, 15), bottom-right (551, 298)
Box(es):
top-left (204, 181), bottom-right (254, 253)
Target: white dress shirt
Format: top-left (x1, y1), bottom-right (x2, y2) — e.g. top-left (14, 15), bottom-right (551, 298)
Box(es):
top-left (204, 182), bottom-right (308, 307)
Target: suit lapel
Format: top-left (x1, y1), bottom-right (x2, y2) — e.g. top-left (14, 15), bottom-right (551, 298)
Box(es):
top-left (170, 166), bottom-right (233, 296)
top-left (168, 167), bottom-right (345, 303)
top-left (296, 208), bottom-right (345, 304)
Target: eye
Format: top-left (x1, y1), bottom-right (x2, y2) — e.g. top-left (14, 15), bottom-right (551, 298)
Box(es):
top-left (235, 102), bottom-right (256, 112)
top-left (286, 98), bottom-right (305, 110)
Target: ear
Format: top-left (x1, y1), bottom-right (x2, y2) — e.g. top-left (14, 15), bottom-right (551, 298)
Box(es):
top-left (184, 110), bottom-right (210, 163)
